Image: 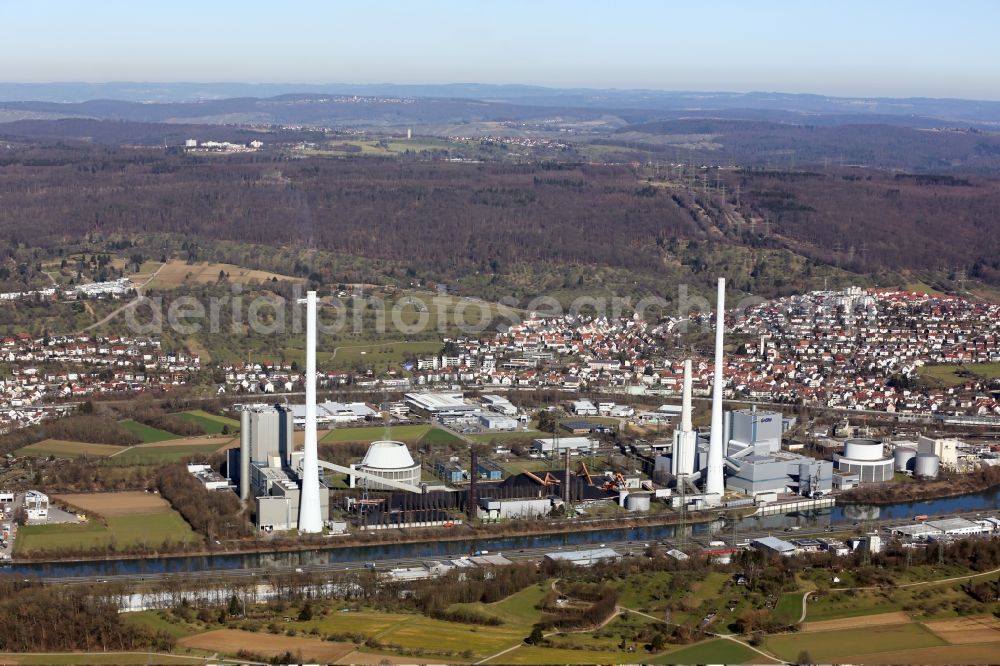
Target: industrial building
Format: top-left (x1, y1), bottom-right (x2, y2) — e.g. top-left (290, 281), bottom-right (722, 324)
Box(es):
top-left (350, 441), bottom-right (423, 491)
top-left (478, 497), bottom-right (553, 520)
top-left (24, 490), bottom-right (48, 521)
top-left (404, 392), bottom-right (480, 419)
top-left (288, 401), bottom-right (376, 426)
top-left (232, 292), bottom-right (329, 532)
top-left (478, 413), bottom-right (519, 431)
top-left (543, 547), bottom-right (621, 566)
top-left (833, 439), bottom-right (894, 483)
top-left (725, 453), bottom-right (832, 497)
top-left (751, 536), bottom-right (797, 556)
top-left (918, 435), bottom-right (956, 470)
top-left (435, 460), bottom-right (464, 483)
top-left (531, 436), bottom-right (597, 455)
top-left (187, 464), bottom-right (231, 491)
top-left (725, 408), bottom-right (784, 456)
top-left (481, 394), bottom-right (517, 416)
top-left (476, 458), bottom-right (504, 480)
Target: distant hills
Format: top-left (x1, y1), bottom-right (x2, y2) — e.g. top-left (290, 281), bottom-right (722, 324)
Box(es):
top-left (2, 82), bottom-right (1000, 128)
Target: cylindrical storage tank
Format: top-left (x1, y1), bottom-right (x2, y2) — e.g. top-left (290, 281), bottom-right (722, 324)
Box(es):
top-left (844, 438), bottom-right (884, 461)
top-left (625, 493), bottom-right (651, 512)
top-left (914, 454), bottom-right (940, 479)
top-left (893, 447), bottom-right (917, 472)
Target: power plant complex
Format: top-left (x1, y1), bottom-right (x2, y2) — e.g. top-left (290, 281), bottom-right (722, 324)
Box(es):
top-left (223, 280), bottom-right (942, 534)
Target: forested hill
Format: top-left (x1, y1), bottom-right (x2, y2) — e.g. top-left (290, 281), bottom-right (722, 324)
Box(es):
top-left (1, 143), bottom-right (999, 301)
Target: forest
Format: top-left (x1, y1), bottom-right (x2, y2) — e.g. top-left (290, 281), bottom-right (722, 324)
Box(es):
top-left (0, 140), bottom-right (998, 309)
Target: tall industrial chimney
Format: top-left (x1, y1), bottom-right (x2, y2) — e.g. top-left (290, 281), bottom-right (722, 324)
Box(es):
top-left (297, 290), bottom-right (323, 533)
top-left (239, 408), bottom-right (250, 501)
top-left (681, 358), bottom-right (693, 433)
top-left (705, 278), bottom-right (726, 498)
top-left (671, 359), bottom-right (696, 478)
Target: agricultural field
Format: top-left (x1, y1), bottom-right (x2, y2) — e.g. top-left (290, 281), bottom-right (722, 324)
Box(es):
top-left (178, 629), bottom-right (355, 663)
top-left (173, 410), bottom-right (240, 435)
top-left (0, 653), bottom-right (214, 665)
top-left (107, 437), bottom-right (236, 465)
top-left (14, 510), bottom-right (197, 554)
top-left (119, 419), bottom-right (178, 443)
top-left (15, 439), bottom-right (125, 458)
top-left (54, 491), bottom-right (173, 517)
top-left (764, 622), bottom-right (945, 663)
top-left (144, 260), bottom-right (301, 290)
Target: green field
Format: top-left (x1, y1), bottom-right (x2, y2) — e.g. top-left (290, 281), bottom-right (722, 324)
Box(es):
top-left (449, 583), bottom-right (547, 627)
top-left (418, 427), bottom-right (464, 446)
top-left (119, 419), bottom-right (179, 443)
top-left (173, 410), bottom-right (240, 435)
top-left (16, 439), bottom-right (126, 458)
top-left (772, 591), bottom-right (804, 625)
top-left (329, 341), bottom-right (443, 370)
top-left (650, 638), bottom-right (765, 664)
top-left (918, 362), bottom-right (1000, 386)
top-left (14, 512), bottom-right (198, 554)
top-left (107, 443), bottom-right (229, 465)
top-left (321, 424), bottom-right (432, 444)
top-left (803, 589), bottom-right (904, 622)
top-left (123, 611), bottom-right (204, 640)
top-left (764, 623), bottom-right (945, 662)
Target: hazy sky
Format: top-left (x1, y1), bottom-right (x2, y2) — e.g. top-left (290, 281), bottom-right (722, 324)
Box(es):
top-left (3, 0), bottom-right (998, 99)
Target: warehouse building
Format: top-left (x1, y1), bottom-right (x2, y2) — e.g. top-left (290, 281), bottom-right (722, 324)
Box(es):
top-left (405, 392), bottom-right (480, 419)
top-left (751, 536), bottom-right (797, 557)
top-left (544, 547), bottom-right (620, 567)
top-left (531, 436), bottom-right (597, 456)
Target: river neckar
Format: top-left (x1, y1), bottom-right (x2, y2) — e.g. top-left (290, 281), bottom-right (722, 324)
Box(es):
top-left (3, 486), bottom-right (999, 579)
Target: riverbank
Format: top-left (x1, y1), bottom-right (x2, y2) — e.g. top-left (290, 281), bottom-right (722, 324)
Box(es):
top-left (837, 468), bottom-right (1000, 506)
top-left (9, 505), bottom-right (755, 566)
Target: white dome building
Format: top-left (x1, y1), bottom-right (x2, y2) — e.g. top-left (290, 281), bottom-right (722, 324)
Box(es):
top-left (834, 438), bottom-right (893, 483)
top-left (350, 440), bottom-right (422, 490)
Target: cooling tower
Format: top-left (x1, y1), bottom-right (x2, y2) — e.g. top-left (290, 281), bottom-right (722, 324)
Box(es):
top-left (297, 290), bottom-right (323, 533)
top-left (705, 278), bottom-right (726, 498)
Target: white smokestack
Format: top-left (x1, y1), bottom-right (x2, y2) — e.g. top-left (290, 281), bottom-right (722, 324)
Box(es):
top-left (672, 359), bottom-right (696, 478)
top-left (297, 290), bottom-right (323, 533)
top-left (681, 359), bottom-right (693, 433)
top-left (705, 278), bottom-right (726, 497)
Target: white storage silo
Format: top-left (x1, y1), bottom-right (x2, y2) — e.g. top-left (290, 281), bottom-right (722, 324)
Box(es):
top-left (625, 492), bottom-right (651, 512)
top-left (914, 453), bottom-right (940, 479)
top-left (893, 447), bottom-right (917, 473)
